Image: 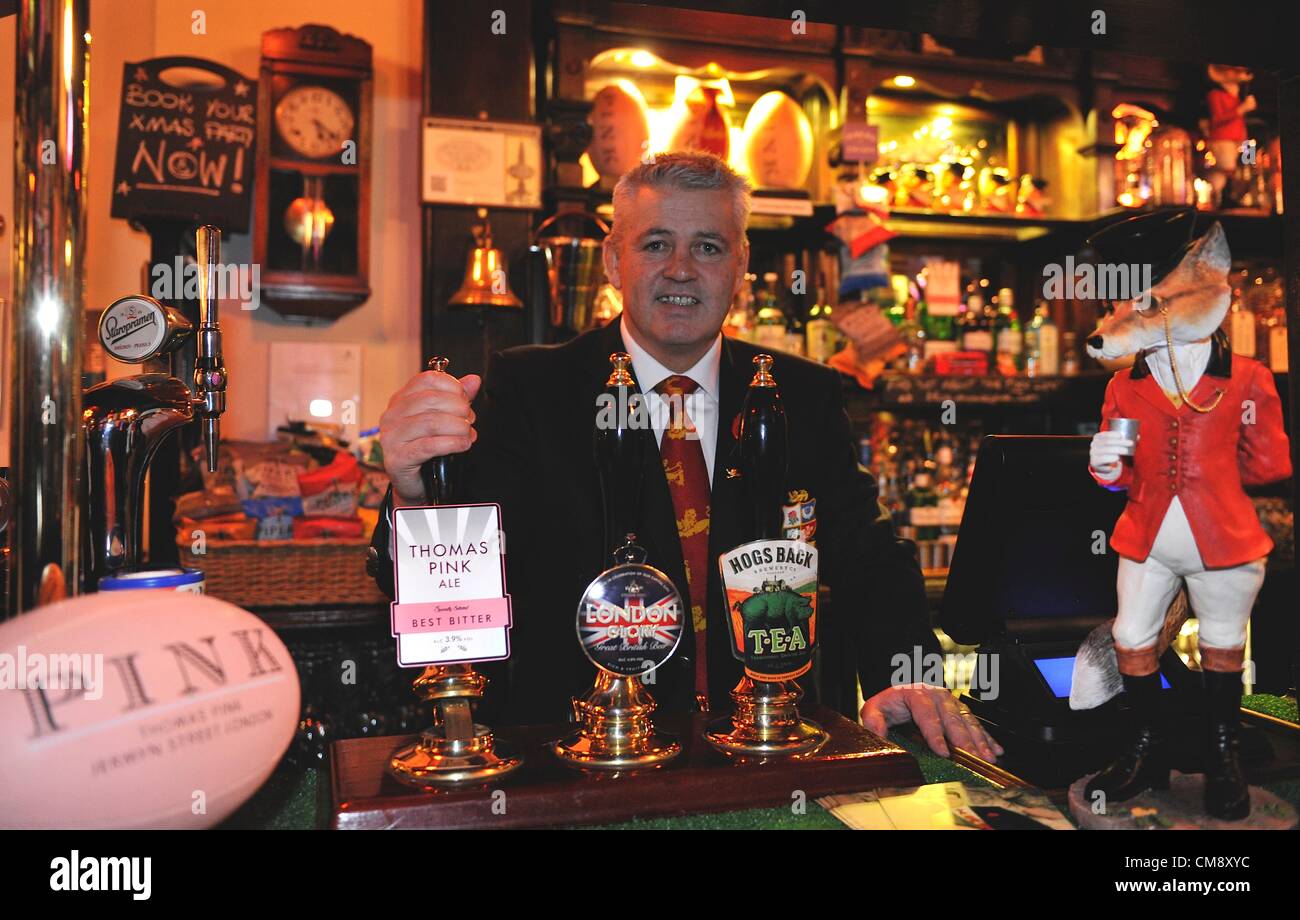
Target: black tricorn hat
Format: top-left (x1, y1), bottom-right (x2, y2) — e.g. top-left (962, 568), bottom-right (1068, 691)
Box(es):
top-left (1083, 208), bottom-right (1215, 291)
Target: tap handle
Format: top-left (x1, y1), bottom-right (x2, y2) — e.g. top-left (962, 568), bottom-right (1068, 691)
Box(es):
top-left (420, 357), bottom-right (456, 504)
top-left (193, 225), bottom-right (227, 473)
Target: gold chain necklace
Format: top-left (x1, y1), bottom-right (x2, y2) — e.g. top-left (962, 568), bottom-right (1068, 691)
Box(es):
top-left (1162, 305), bottom-right (1224, 413)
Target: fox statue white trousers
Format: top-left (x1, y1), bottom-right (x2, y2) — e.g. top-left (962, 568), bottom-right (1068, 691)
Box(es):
top-left (1114, 496), bottom-right (1265, 653)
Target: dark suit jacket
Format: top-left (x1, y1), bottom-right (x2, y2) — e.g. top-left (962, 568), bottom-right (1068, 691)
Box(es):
top-left (369, 317), bottom-right (939, 725)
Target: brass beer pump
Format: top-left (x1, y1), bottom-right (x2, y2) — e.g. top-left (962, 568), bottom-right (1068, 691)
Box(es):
top-left (387, 357), bottom-right (524, 787)
top-left (706, 355), bottom-right (827, 757)
top-left (551, 353), bottom-right (683, 770)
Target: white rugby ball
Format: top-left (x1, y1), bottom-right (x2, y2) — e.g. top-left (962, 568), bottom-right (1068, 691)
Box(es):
top-left (742, 91), bottom-right (814, 189)
top-left (0, 590), bottom-right (300, 829)
top-left (587, 81), bottom-right (651, 181)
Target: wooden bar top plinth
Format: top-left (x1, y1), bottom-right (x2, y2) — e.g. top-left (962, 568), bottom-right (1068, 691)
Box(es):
top-left (329, 704), bottom-right (923, 829)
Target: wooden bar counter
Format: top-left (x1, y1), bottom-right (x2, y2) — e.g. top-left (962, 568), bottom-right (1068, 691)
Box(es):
top-left (329, 704), bottom-right (924, 829)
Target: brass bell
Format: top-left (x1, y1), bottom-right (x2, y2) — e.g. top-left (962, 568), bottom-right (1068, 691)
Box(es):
top-left (450, 209), bottom-right (523, 309)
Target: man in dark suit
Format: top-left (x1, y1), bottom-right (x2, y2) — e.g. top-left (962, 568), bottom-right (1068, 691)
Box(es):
top-left (370, 152), bottom-right (1000, 761)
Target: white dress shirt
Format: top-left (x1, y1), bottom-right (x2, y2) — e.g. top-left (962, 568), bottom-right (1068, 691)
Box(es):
top-left (1144, 339), bottom-right (1212, 401)
top-left (619, 318), bottom-right (723, 483)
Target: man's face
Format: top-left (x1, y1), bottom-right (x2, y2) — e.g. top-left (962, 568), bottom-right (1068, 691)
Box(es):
top-left (603, 185), bottom-right (748, 365)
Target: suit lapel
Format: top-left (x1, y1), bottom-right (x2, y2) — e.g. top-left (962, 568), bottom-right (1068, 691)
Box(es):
top-left (1132, 359), bottom-right (1182, 418)
top-left (1180, 331), bottom-right (1231, 413)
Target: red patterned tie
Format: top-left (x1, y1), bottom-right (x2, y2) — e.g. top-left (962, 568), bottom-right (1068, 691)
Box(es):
top-left (656, 375), bottom-right (711, 707)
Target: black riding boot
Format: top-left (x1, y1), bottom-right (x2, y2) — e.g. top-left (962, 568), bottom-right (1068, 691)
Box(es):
top-left (1085, 672), bottom-right (1169, 805)
top-left (1202, 669), bottom-right (1250, 821)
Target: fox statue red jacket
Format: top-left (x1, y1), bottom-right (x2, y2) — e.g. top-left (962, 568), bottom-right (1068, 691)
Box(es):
top-left (1091, 336), bottom-right (1292, 568)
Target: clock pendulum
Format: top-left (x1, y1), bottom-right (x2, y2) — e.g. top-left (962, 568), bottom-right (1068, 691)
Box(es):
top-left (283, 175), bottom-right (335, 271)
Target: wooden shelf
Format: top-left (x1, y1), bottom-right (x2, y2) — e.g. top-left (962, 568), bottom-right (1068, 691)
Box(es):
top-left (885, 208), bottom-right (1078, 242)
top-left (565, 190), bottom-right (1281, 255)
top-left (843, 371), bottom-right (1111, 413)
top-left (843, 369), bottom-right (1287, 417)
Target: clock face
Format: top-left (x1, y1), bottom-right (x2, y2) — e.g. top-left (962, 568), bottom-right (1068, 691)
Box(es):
top-left (274, 85), bottom-right (356, 159)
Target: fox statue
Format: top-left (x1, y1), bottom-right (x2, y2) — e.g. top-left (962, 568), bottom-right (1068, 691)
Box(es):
top-left (1076, 210), bottom-right (1291, 821)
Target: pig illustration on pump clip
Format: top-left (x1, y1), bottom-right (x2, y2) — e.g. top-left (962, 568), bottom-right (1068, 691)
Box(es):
top-left (1077, 209), bottom-right (1291, 821)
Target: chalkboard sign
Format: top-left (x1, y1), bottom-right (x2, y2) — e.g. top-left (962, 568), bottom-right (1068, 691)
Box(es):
top-left (110, 57), bottom-right (257, 232)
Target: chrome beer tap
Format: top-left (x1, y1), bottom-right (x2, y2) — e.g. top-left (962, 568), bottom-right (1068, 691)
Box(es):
top-left (193, 226), bottom-right (228, 475)
top-left (81, 225), bottom-right (229, 591)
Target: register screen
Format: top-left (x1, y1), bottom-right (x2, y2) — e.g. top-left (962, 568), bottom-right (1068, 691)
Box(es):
top-left (1033, 656), bottom-right (1171, 698)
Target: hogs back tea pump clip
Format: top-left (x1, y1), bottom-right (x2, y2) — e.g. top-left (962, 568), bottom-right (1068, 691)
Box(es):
top-left (551, 353), bottom-right (685, 771)
top-left (707, 355), bottom-right (827, 758)
top-left (387, 357), bottom-right (524, 787)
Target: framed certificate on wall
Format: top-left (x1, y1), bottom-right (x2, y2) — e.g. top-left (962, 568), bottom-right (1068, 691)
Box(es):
top-left (421, 116), bottom-right (542, 210)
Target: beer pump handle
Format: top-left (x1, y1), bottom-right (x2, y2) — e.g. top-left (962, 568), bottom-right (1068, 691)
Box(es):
top-left (193, 225), bottom-right (227, 474)
top-left (594, 352), bottom-right (647, 560)
top-left (420, 357), bottom-right (456, 504)
top-left (739, 354), bottom-right (788, 541)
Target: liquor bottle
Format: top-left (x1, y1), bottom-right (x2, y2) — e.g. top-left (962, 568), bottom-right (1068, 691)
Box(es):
top-left (901, 284), bottom-right (926, 373)
top-left (784, 307), bottom-right (806, 357)
top-left (724, 272), bottom-right (756, 341)
top-left (886, 274), bottom-right (910, 327)
top-left (1023, 313), bottom-right (1040, 378)
top-left (918, 288), bottom-right (953, 366)
top-left (980, 293), bottom-right (1000, 369)
top-left (1060, 331), bottom-right (1080, 376)
top-left (1254, 268), bottom-right (1285, 371)
top-left (781, 255), bottom-right (805, 357)
top-left (994, 288), bottom-right (1023, 376)
top-left (1029, 301), bottom-right (1060, 374)
top-left (805, 283), bottom-right (838, 363)
top-left (955, 299), bottom-right (972, 349)
top-left (883, 461), bottom-right (909, 537)
top-left (1228, 284), bottom-right (1257, 357)
top-left (932, 430), bottom-right (963, 536)
top-left (1266, 301), bottom-right (1288, 372)
top-left (961, 292), bottom-right (993, 356)
top-left (753, 272), bottom-right (788, 353)
top-left (907, 467), bottom-right (940, 542)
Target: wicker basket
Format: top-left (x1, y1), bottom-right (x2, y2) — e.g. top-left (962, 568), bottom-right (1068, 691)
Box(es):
top-left (179, 537), bottom-right (387, 608)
